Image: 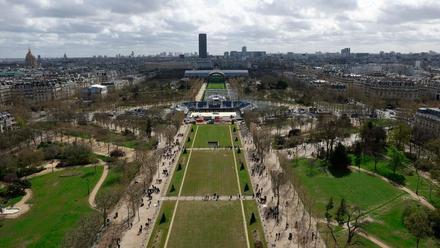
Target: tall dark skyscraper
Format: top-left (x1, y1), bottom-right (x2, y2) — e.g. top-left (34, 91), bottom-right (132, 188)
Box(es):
top-left (198, 33), bottom-right (207, 58)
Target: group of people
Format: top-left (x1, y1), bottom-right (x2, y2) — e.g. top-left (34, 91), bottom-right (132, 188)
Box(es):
top-left (202, 193), bottom-right (220, 201)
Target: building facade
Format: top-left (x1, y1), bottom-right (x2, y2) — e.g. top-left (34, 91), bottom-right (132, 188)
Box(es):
top-left (0, 112), bottom-right (16, 133)
top-left (414, 108), bottom-right (440, 138)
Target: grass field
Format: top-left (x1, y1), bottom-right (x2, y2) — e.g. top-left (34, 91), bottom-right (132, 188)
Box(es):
top-left (154, 123), bottom-right (266, 248)
top-left (289, 158), bottom-right (435, 247)
top-left (180, 150), bottom-right (238, 196)
top-left (0, 166), bottom-right (103, 248)
top-left (166, 201), bottom-right (247, 248)
top-left (147, 201), bottom-right (176, 248)
top-left (167, 153), bottom-right (189, 196)
top-left (236, 151), bottom-right (253, 196)
top-left (191, 124), bottom-right (232, 148)
top-left (352, 155), bottom-right (440, 208)
top-left (291, 159), bottom-right (403, 215)
top-left (206, 82), bottom-right (226, 89)
top-left (243, 200), bottom-right (267, 248)
top-left (363, 196), bottom-right (434, 247)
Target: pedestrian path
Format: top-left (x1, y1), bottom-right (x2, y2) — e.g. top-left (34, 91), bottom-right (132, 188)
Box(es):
top-left (160, 195), bottom-right (254, 201)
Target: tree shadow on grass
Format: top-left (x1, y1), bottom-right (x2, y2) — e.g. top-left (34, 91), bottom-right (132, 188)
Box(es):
top-left (328, 166), bottom-right (351, 178)
top-left (80, 171), bottom-right (97, 179)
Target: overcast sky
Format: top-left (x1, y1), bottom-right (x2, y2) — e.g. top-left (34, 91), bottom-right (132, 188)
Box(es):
top-left (1, 0), bottom-right (439, 58)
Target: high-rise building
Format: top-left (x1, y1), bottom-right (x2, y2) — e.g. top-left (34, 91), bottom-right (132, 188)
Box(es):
top-left (341, 48), bottom-right (351, 56)
top-left (25, 49), bottom-right (38, 68)
top-left (242, 46), bottom-right (247, 53)
top-left (198, 33), bottom-right (207, 58)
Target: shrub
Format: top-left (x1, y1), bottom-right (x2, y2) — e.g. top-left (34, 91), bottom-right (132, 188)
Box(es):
top-left (0, 179), bottom-right (30, 199)
top-left (16, 166), bottom-right (44, 178)
top-left (41, 143), bottom-right (62, 160)
top-left (329, 143), bottom-right (351, 171)
top-left (170, 184), bottom-right (175, 192)
top-left (63, 144), bottom-right (93, 166)
top-left (177, 163), bottom-right (182, 171)
top-left (237, 147), bottom-right (241, 154)
top-left (240, 163), bottom-right (244, 170)
top-left (110, 149), bottom-right (125, 158)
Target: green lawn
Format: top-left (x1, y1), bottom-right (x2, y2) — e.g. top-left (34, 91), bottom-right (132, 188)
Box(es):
top-left (236, 151), bottom-right (253, 196)
top-left (191, 124), bottom-right (232, 148)
top-left (243, 200), bottom-right (267, 248)
top-left (147, 201), bottom-right (176, 248)
top-left (363, 196), bottom-right (433, 248)
top-left (291, 158), bottom-right (437, 248)
top-left (352, 155), bottom-right (440, 208)
top-left (207, 82), bottom-right (226, 89)
top-left (4, 195), bottom-right (24, 207)
top-left (291, 159), bottom-right (403, 216)
top-left (180, 150), bottom-right (238, 196)
top-left (167, 153), bottom-right (189, 196)
top-left (318, 223), bottom-right (380, 248)
top-left (96, 164), bottom-right (124, 201)
top-left (166, 201), bottom-right (247, 248)
top-left (0, 166), bottom-right (103, 248)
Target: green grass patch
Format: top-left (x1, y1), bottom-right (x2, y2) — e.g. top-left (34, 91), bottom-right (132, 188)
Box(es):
top-left (3, 195), bottom-right (24, 207)
top-left (0, 166), bottom-right (103, 248)
top-left (352, 155), bottom-right (440, 208)
top-left (318, 223), bottom-right (380, 248)
top-left (236, 152), bottom-right (253, 196)
top-left (192, 124), bottom-right (232, 148)
top-left (167, 153), bottom-right (189, 196)
top-left (206, 82), bottom-right (226, 89)
top-left (147, 201), bottom-right (176, 248)
top-left (291, 158), bottom-right (403, 216)
top-left (363, 196), bottom-right (433, 248)
top-left (243, 200), bottom-right (267, 248)
top-left (181, 151), bottom-right (238, 196)
top-left (166, 201), bottom-right (247, 248)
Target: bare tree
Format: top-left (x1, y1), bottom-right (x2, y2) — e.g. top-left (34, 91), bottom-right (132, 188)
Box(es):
top-left (270, 169), bottom-right (288, 223)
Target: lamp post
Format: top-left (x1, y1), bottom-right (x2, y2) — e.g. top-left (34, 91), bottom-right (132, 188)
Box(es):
top-left (85, 178), bottom-right (90, 195)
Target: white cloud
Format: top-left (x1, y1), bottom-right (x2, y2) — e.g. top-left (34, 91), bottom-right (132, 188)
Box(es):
top-left (0, 0), bottom-right (439, 57)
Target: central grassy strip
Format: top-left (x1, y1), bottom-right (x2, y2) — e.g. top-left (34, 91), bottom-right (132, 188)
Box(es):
top-left (166, 201), bottom-right (247, 248)
top-left (152, 124), bottom-right (266, 248)
top-left (191, 124), bottom-right (232, 148)
top-left (0, 166), bottom-right (103, 248)
top-left (180, 150), bottom-right (238, 196)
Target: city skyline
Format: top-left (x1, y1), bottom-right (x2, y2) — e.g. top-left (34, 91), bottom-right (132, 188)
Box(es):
top-left (1, 0), bottom-right (440, 58)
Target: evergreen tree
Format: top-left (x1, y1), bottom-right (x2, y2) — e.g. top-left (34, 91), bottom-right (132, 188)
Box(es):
top-left (250, 212), bottom-right (256, 225)
top-left (160, 213), bottom-right (166, 224)
top-left (244, 183), bottom-right (249, 192)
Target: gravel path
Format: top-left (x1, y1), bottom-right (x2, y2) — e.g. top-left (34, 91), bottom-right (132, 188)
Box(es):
top-left (89, 164), bottom-right (109, 209)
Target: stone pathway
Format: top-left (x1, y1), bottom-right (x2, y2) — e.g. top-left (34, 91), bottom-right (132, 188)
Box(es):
top-left (238, 123), bottom-right (325, 248)
top-left (195, 83), bottom-right (206, 101)
top-left (89, 164), bottom-right (109, 209)
top-left (160, 195), bottom-right (254, 201)
top-left (113, 124), bottom-right (189, 248)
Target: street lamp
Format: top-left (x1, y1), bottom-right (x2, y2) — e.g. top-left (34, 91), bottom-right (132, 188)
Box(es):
top-left (85, 178), bottom-right (90, 195)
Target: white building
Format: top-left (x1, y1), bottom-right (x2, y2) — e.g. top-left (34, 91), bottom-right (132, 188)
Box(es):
top-left (0, 112), bottom-right (16, 133)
